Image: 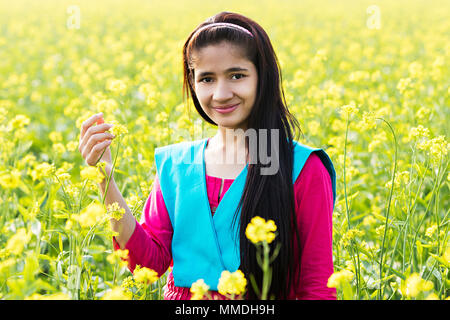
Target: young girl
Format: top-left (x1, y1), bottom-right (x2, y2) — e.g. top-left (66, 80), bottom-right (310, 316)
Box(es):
top-left (78, 11), bottom-right (336, 300)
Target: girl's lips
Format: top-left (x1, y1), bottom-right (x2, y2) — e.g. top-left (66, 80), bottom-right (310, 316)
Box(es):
top-left (213, 103), bottom-right (239, 114)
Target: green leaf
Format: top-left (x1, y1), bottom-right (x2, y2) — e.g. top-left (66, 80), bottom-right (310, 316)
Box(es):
top-left (38, 254), bottom-right (53, 261)
top-left (350, 212), bottom-right (367, 222)
top-left (39, 191), bottom-right (49, 209)
top-left (23, 252), bottom-right (40, 282)
top-left (34, 279), bottom-right (56, 292)
top-left (53, 213), bottom-right (69, 219)
top-left (429, 253), bottom-right (449, 267)
top-left (59, 233), bottom-right (63, 252)
top-left (18, 181), bottom-right (31, 195)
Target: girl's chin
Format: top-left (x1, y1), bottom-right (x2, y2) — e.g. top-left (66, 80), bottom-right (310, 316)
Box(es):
top-left (214, 119), bottom-right (248, 130)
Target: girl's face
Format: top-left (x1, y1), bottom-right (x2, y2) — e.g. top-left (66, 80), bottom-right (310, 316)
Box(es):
top-left (191, 41), bottom-right (258, 130)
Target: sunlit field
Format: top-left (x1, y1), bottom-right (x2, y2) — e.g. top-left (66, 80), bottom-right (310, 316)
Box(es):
top-left (0, 0), bottom-right (448, 300)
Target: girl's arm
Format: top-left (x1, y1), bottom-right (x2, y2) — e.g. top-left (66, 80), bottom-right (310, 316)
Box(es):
top-left (111, 175), bottom-right (174, 277)
top-left (294, 152), bottom-right (337, 300)
top-left (78, 113), bottom-right (136, 250)
top-left (99, 165), bottom-right (136, 249)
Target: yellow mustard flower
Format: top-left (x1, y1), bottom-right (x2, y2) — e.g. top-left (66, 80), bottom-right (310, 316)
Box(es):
top-left (107, 249), bottom-right (129, 267)
top-left (340, 228), bottom-right (364, 247)
top-left (64, 219), bottom-right (73, 231)
top-left (80, 166), bottom-right (104, 184)
top-left (327, 269), bottom-right (354, 289)
top-left (6, 228), bottom-right (32, 255)
top-left (138, 83), bottom-right (154, 97)
top-left (133, 265), bottom-right (159, 285)
top-left (245, 216), bottom-right (277, 244)
top-left (26, 293), bottom-right (70, 300)
top-left (217, 270), bottom-right (247, 296)
top-left (307, 120), bottom-right (320, 136)
top-left (49, 131), bottom-right (63, 143)
top-left (106, 202), bottom-right (126, 221)
top-left (0, 258), bottom-right (16, 274)
top-left (96, 99), bottom-right (118, 114)
top-left (66, 140), bottom-right (79, 152)
top-left (106, 78), bottom-right (127, 95)
top-left (427, 136), bottom-right (448, 165)
top-left (52, 143), bottom-right (66, 155)
top-left (404, 273), bottom-right (434, 298)
top-left (7, 114), bottom-right (30, 130)
top-left (415, 107), bottom-right (431, 120)
top-left (339, 101), bottom-right (359, 118)
top-left (409, 125), bottom-right (430, 141)
top-left (155, 111), bottom-right (169, 123)
top-left (28, 162), bottom-right (55, 181)
top-left (102, 287), bottom-right (132, 300)
top-left (190, 279), bottom-right (210, 300)
top-left (21, 200), bottom-right (40, 222)
top-left (52, 199), bottom-right (66, 212)
top-left (0, 169), bottom-right (21, 189)
top-left (425, 293), bottom-right (439, 300)
top-left (72, 202), bottom-right (105, 228)
top-left (121, 276), bottom-right (135, 291)
top-left (109, 121), bottom-right (128, 137)
top-left (397, 77), bottom-right (413, 94)
top-left (359, 111), bottom-right (377, 130)
top-left (442, 246), bottom-right (450, 266)
top-left (54, 171), bottom-right (71, 184)
top-left (362, 215), bottom-right (377, 227)
top-left (425, 224), bottom-right (437, 238)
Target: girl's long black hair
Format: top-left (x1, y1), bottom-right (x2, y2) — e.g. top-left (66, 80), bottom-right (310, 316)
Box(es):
top-left (182, 11), bottom-right (302, 299)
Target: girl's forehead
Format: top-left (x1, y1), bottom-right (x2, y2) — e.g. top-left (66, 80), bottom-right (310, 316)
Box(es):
top-left (190, 42), bottom-right (251, 70)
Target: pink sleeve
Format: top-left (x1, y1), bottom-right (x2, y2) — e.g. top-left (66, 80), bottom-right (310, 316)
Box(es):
top-left (294, 152), bottom-right (336, 300)
top-left (112, 175), bottom-right (173, 276)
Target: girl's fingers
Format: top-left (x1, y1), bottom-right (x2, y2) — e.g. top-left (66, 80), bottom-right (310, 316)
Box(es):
top-left (86, 139), bottom-right (112, 166)
top-left (81, 132), bottom-right (115, 160)
top-left (97, 117), bottom-right (104, 125)
top-left (80, 113), bottom-right (103, 141)
top-left (79, 123), bottom-right (114, 153)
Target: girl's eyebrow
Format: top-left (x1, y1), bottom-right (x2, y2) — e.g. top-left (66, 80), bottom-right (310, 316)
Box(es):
top-left (197, 67), bottom-right (249, 78)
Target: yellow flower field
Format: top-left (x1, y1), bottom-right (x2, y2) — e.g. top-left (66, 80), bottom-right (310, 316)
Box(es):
top-left (0, 0), bottom-right (448, 300)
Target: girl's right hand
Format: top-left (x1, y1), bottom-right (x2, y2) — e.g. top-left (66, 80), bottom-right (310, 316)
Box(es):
top-left (78, 113), bottom-right (116, 167)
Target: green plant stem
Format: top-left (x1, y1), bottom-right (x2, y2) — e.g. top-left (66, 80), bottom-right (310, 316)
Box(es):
top-left (343, 115), bottom-right (361, 298)
top-left (261, 241), bottom-right (271, 300)
top-left (78, 180), bottom-right (87, 213)
top-left (52, 173), bottom-right (73, 215)
top-left (101, 136), bottom-right (121, 206)
top-left (377, 118), bottom-right (398, 299)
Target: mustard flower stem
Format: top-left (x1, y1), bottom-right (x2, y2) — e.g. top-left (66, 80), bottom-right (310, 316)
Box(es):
top-left (343, 115), bottom-right (361, 298)
top-left (260, 241), bottom-right (271, 300)
top-left (101, 135), bottom-right (121, 206)
top-left (376, 118), bottom-right (397, 299)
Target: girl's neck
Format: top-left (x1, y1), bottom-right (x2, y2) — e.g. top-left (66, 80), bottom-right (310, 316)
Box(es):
top-left (208, 126), bottom-right (249, 165)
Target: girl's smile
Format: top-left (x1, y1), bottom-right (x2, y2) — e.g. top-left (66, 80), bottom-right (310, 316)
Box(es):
top-left (212, 103), bottom-right (239, 113)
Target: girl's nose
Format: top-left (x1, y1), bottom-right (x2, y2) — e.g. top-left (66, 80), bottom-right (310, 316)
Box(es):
top-left (213, 80), bottom-right (234, 101)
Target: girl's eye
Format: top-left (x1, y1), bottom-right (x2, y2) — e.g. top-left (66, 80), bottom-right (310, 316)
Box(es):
top-left (200, 77), bottom-right (212, 83)
top-left (199, 74), bottom-right (246, 83)
top-left (232, 73), bottom-right (246, 80)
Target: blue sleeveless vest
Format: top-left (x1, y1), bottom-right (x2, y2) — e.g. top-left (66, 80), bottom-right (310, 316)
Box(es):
top-left (154, 138), bottom-right (336, 290)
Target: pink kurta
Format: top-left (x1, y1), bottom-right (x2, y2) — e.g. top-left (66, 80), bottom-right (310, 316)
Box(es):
top-left (113, 142), bottom-right (336, 300)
